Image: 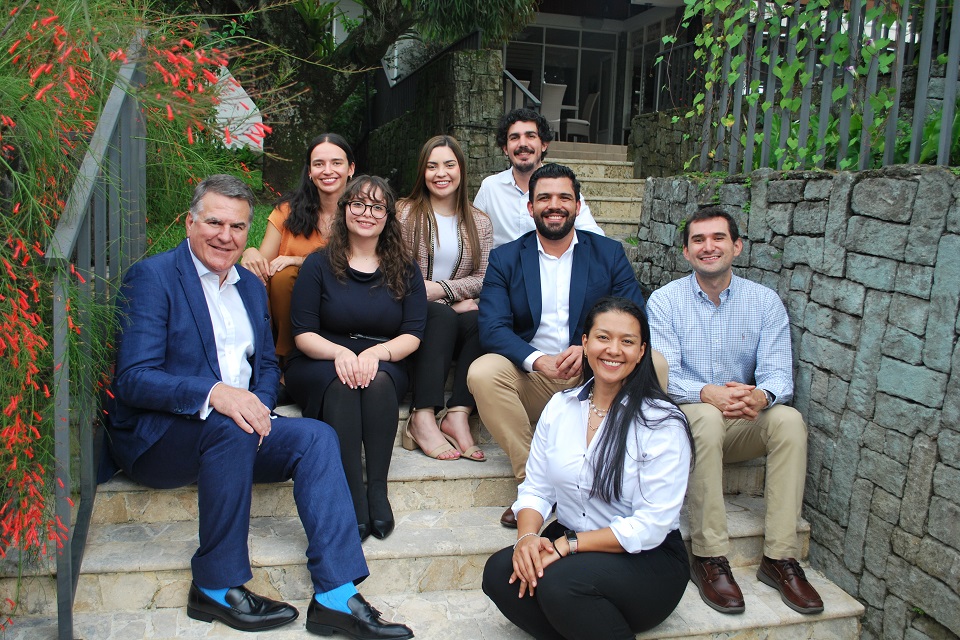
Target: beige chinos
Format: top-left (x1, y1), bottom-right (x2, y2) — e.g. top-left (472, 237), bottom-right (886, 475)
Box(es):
top-left (681, 402), bottom-right (808, 560)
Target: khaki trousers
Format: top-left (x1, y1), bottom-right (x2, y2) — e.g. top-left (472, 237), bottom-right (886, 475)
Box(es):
top-left (681, 403), bottom-right (807, 559)
top-left (467, 351), bottom-right (669, 482)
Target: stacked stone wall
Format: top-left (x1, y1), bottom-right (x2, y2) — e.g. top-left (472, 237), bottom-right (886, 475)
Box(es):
top-left (629, 109), bottom-right (701, 179)
top-left (636, 165), bottom-right (960, 640)
top-left (368, 49), bottom-right (503, 199)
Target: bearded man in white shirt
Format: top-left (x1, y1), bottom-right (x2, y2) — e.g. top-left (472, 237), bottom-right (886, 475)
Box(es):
top-left (473, 108), bottom-right (604, 248)
top-left (467, 163), bottom-right (667, 528)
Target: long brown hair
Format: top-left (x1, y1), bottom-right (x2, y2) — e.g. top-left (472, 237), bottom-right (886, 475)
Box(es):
top-left (398, 135), bottom-right (481, 272)
top-left (325, 175), bottom-right (412, 300)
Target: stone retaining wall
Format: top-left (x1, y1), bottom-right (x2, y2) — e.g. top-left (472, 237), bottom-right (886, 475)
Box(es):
top-left (629, 109), bottom-right (701, 178)
top-left (635, 165), bottom-right (960, 640)
top-left (368, 49), bottom-right (504, 199)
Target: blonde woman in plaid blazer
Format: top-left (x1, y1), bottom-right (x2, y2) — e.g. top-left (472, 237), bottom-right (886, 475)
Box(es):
top-left (397, 135), bottom-right (492, 462)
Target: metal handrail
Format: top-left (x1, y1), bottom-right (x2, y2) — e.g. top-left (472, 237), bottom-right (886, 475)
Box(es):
top-left (44, 29), bottom-right (148, 640)
top-left (503, 69), bottom-right (541, 112)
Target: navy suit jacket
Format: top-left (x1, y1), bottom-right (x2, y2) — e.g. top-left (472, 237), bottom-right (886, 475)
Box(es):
top-left (107, 240), bottom-right (280, 468)
top-left (478, 230), bottom-right (647, 368)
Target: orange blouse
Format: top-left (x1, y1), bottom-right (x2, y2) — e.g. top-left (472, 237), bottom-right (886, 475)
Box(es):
top-left (268, 203), bottom-right (328, 257)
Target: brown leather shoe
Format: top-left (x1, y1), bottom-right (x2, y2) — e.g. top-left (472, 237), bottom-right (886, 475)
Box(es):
top-left (690, 555), bottom-right (745, 614)
top-left (499, 506), bottom-right (517, 528)
top-left (757, 556), bottom-right (824, 614)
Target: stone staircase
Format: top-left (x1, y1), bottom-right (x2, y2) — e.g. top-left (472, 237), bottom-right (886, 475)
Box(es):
top-left (550, 141), bottom-right (643, 239)
top-left (3, 402), bottom-right (863, 639)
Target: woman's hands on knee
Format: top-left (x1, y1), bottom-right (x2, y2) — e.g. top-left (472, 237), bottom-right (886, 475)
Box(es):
top-left (510, 534), bottom-right (558, 597)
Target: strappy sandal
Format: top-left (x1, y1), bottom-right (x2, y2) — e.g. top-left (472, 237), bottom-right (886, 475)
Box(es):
top-left (401, 409), bottom-right (460, 460)
top-left (440, 407), bottom-right (486, 462)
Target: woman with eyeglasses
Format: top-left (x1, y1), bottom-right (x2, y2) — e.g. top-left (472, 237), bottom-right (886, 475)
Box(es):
top-left (397, 135), bottom-right (492, 462)
top-left (285, 175), bottom-right (427, 542)
top-left (241, 134), bottom-right (355, 366)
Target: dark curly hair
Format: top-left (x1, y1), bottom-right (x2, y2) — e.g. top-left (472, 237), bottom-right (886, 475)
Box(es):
top-left (277, 133), bottom-right (355, 238)
top-left (325, 175), bottom-right (412, 300)
top-left (495, 108), bottom-right (553, 152)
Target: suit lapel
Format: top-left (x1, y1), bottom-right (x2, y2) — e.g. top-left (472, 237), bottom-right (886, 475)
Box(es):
top-left (235, 271), bottom-right (264, 386)
top-left (520, 234), bottom-right (542, 326)
top-left (568, 232), bottom-right (589, 343)
top-left (176, 242), bottom-right (221, 377)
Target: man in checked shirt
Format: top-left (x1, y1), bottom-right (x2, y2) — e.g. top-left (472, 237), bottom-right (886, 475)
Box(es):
top-left (646, 206), bottom-right (824, 617)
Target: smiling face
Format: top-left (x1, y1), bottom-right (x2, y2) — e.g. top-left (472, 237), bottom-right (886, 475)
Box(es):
top-left (345, 185), bottom-right (388, 241)
top-left (309, 141), bottom-right (354, 197)
top-left (185, 191), bottom-right (251, 283)
top-left (503, 120), bottom-right (548, 174)
top-left (682, 216), bottom-right (743, 281)
top-left (424, 145), bottom-right (461, 202)
top-left (582, 310), bottom-right (646, 391)
top-left (528, 176), bottom-right (580, 242)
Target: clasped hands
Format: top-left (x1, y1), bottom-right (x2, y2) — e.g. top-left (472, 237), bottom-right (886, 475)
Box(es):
top-left (509, 534), bottom-right (567, 598)
top-left (533, 345), bottom-right (583, 380)
top-left (334, 346), bottom-right (386, 389)
top-left (700, 381), bottom-right (769, 419)
top-left (241, 248), bottom-right (301, 285)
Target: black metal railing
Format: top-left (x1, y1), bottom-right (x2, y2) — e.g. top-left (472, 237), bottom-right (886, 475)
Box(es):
top-left (43, 30), bottom-right (147, 640)
top-left (657, 0), bottom-right (958, 172)
top-left (503, 69), bottom-right (541, 114)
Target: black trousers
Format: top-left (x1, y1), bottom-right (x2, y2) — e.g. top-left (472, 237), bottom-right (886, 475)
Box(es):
top-left (482, 522), bottom-right (689, 640)
top-left (409, 303), bottom-right (481, 410)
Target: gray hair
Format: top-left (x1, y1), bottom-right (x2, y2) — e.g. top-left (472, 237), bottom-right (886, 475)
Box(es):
top-left (189, 174), bottom-right (255, 221)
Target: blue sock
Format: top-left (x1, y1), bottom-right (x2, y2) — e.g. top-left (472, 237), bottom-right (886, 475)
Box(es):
top-left (198, 586), bottom-right (231, 607)
top-left (314, 582), bottom-right (358, 614)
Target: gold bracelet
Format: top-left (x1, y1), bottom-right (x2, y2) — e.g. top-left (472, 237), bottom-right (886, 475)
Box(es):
top-left (380, 344), bottom-right (392, 361)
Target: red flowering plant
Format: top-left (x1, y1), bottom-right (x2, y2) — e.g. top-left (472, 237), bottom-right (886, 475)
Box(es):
top-left (0, 1), bottom-right (278, 628)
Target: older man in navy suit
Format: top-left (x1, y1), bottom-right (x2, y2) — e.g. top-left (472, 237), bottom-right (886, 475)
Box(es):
top-left (467, 163), bottom-right (667, 528)
top-left (106, 175), bottom-right (412, 638)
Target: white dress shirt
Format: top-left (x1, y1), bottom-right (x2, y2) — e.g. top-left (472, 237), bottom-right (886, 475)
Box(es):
top-left (188, 245), bottom-right (256, 418)
top-left (513, 380), bottom-right (691, 554)
top-left (522, 233), bottom-right (578, 371)
top-left (474, 167), bottom-right (604, 248)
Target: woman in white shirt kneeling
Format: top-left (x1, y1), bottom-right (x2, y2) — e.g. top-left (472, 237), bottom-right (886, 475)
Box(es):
top-left (482, 296), bottom-right (694, 640)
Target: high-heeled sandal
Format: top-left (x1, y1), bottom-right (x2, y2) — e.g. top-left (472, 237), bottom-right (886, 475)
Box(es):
top-left (401, 409), bottom-right (460, 460)
top-left (440, 407), bottom-right (486, 462)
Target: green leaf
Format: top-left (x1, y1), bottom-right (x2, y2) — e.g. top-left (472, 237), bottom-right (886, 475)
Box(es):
top-left (832, 85), bottom-right (848, 103)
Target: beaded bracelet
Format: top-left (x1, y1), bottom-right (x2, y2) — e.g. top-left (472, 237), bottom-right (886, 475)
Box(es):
top-left (379, 344), bottom-right (392, 361)
top-left (513, 532), bottom-right (539, 549)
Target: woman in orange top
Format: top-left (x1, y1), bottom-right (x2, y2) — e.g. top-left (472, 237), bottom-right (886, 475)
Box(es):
top-left (242, 134), bottom-right (355, 361)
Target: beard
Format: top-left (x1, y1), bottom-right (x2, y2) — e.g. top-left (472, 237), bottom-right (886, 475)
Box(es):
top-left (534, 211), bottom-right (576, 241)
top-left (510, 146), bottom-right (541, 173)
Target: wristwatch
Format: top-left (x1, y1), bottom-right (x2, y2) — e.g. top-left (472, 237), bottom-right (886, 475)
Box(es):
top-left (564, 530), bottom-right (578, 555)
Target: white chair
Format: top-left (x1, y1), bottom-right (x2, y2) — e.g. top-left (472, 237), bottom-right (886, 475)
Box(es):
top-left (539, 82), bottom-right (567, 138)
top-left (563, 92), bottom-right (598, 142)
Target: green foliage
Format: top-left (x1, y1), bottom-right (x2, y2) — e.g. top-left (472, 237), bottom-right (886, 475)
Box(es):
top-left (665, 0), bottom-right (954, 172)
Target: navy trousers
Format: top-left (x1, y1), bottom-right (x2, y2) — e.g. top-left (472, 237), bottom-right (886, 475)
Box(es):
top-left (116, 413), bottom-right (368, 593)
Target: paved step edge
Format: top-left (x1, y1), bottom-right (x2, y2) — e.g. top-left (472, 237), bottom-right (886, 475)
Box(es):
top-left (3, 566), bottom-right (863, 640)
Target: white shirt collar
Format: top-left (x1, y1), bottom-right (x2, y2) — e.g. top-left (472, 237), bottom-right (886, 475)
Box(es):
top-left (188, 242), bottom-right (241, 287)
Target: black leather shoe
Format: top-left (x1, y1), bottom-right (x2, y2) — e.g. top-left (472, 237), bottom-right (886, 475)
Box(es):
top-left (187, 582), bottom-right (299, 631)
top-left (371, 517), bottom-right (394, 540)
top-left (358, 522), bottom-right (371, 542)
top-left (306, 594), bottom-right (413, 639)
top-left (368, 485), bottom-right (395, 540)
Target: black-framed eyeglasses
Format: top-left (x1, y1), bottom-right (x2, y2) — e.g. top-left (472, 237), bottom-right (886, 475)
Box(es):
top-left (347, 200), bottom-right (388, 219)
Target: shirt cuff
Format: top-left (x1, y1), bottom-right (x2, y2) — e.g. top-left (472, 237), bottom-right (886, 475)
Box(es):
top-left (512, 494), bottom-right (554, 523)
top-left (200, 382), bottom-right (220, 419)
top-left (522, 350), bottom-right (545, 373)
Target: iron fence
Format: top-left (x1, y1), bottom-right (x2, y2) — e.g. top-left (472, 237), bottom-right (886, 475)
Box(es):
top-left (43, 30), bottom-right (147, 640)
top-left (657, 0), bottom-right (958, 173)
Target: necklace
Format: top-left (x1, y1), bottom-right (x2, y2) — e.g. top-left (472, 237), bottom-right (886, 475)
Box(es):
top-left (587, 390), bottom-right (609, 419)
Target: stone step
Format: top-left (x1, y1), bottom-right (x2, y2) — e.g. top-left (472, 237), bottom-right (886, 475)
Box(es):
top-left (580, 176), bottom-right (645, 199)
top-left (3, 564), bottom-right (864, 639)
top-left (1, 493), bottom-right (804, 617)
top-left (550, 141), bottom-right (629, 162)
top-left (88, 445), bottom-right (766, 527)
top-left (549, 158), bottom-right (634, 180)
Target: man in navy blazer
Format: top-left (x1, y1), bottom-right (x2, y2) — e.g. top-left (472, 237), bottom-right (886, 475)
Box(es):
top-left (106, 175), bottom-right (412, 638)
top-left (467, 164), bottom-right (667, 528)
